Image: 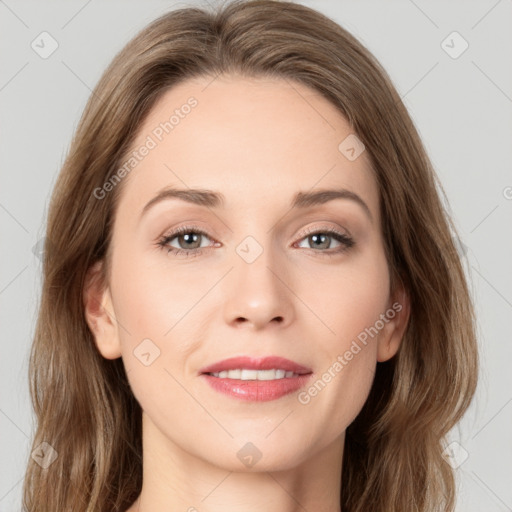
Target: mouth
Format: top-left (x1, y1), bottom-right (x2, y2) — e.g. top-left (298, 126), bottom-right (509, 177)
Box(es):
top-left (199, 356), bottom-right (313, 401)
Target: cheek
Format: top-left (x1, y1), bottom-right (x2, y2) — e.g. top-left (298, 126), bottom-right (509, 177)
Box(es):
top-left (296, 242), bottom-right (390, 352)
top-left (110, 248), bottom-right (209, 339)
top-left (109, 249), bottom-right (213, 402)
top-left (110, 256), bottom-right (198, 412)
top-left (292, 241), bottom-right (389, 418)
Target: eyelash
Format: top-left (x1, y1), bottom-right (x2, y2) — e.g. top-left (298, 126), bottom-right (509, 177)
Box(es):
top-left (156, 224), bottom-right (355, 258)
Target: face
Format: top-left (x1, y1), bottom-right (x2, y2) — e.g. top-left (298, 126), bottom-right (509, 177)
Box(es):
top-left (85, 74), bottom-right (408, 472)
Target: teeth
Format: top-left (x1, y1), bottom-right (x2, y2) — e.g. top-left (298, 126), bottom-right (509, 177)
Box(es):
top-left (210, 369), bottom-right (300, 380)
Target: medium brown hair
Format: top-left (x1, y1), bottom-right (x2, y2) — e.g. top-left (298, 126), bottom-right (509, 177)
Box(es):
top-left (23, 1), bottom-right (478, 510)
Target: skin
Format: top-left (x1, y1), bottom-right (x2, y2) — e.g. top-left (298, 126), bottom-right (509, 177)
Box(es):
top-left (84, 74), bottom-right (410, 512)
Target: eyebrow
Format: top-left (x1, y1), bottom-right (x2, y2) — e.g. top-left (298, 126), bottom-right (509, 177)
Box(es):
top-left (140, 187), bottom-right (373, 223)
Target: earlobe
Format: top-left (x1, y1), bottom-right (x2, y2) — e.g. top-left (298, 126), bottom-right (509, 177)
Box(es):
top-left (83, 260), bottom-right (122, 360)
top-left (377, 284), bottom-right (410, 363)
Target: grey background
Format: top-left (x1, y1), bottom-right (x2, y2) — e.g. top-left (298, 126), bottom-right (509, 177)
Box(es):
top-left (1, 0), bottom-right (511, 510)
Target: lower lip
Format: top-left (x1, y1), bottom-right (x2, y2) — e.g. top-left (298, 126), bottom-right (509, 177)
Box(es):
top-left (201, 373), bottom-right (313, 401)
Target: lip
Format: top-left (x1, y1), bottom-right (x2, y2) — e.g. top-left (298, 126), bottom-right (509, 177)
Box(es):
top-left (198, 356), bottom-right (313, 375)
top-left (201, 373), bottom-right (313, 401)
top-left (199, 356), bottom-right (313, 402)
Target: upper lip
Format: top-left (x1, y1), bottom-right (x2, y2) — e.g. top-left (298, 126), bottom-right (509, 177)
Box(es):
top-left (199, 356), bottom-right (313, 375)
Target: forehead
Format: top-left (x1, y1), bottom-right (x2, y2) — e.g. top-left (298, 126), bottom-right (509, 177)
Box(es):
top-left (116, 74), bottom-right (378, 221)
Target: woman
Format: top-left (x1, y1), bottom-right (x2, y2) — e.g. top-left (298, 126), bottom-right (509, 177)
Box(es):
top-left (22, 1), bottom-right (478, 510)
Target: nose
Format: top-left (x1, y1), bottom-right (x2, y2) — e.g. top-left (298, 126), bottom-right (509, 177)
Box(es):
top-left (222, 247), bottom-right (295, 331)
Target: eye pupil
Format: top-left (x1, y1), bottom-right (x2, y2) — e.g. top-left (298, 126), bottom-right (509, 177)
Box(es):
top-left (180, 232), bottom-right (201, 249)
top-left (310, 234), bottom-right (330, 249)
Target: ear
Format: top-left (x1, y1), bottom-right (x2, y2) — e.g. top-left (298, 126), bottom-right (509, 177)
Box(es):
top-left (83, 260), bottom-right (122, 359)
top-left (376, 282), bottom-right (410, 363)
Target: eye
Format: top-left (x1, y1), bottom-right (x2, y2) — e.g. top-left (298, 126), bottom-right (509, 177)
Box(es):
top-left (294, 227), bottom-right (355, 256)
top-left (156, 225), bottom-right (217, 257)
